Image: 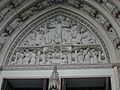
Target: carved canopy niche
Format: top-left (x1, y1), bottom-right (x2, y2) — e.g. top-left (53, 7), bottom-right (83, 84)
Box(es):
top-left (7, 15), bottom-right (108, 67)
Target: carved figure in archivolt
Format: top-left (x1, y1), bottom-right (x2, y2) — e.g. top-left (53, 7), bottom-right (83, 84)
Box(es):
top-left (112, 8), bottom-right (120, 19)
top-left (0, 34), bottom-right (7, 50)
top-left (96, 14), bottom-right (106, 24)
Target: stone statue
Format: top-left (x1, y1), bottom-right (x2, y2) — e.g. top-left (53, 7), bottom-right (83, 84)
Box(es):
top-left (48, 66), bottom-right (60, 90)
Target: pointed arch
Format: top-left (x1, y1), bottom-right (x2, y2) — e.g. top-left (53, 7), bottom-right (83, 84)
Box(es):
top-left (0, 6), bottom-right (117, 69)
top-left (0, 1), bottom-right (119, 70)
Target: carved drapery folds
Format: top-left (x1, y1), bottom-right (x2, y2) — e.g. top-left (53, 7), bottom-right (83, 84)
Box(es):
top-left (8, 15), bottom-right (107, 66)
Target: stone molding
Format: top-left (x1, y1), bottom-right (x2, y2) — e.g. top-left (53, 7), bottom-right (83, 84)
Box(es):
top-left (1, 63), bottom-right (119, 71)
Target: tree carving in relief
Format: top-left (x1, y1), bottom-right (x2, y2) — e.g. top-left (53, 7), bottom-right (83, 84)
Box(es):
top-left (8, 15), bottom-right (107, 66)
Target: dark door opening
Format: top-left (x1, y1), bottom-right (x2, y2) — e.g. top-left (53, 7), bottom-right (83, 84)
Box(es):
top-left (1, 79), bottom-right (49, 90)
top-left (61, 77), bottom-right (111, 90)
top-left (1, 77), bottom-right (111, 90)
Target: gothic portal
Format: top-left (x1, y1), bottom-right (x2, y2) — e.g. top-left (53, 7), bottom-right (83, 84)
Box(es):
top-left (0, 0), bottom-right (120, 90)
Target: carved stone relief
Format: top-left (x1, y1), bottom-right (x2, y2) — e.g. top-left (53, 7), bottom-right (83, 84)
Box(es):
top-left (0, 0), bottom-right (25, 49)
top-left (20, 15), bottom-right (97, 47)
top-left (95, 0), bottom-right (120, 24)
top-left (9, 46), bottom-right (106, 66)
top-left (0, 0), bottom-right (119, 57)
top-left (80, 2), bottom-right (118, 42)
top-left (8, 15), bottom-right (107, 66)
top-left (0, 0), bottom-right (25, 23)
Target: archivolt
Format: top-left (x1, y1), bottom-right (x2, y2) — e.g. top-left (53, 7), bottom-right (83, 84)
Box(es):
top-left (1, 7), bottom-right (113, 67)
